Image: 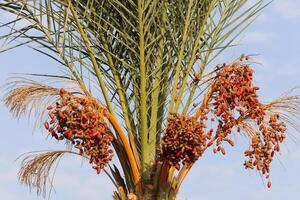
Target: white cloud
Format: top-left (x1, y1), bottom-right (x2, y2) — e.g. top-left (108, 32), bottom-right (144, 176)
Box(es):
top-left (273, 0), bottom-right (300, 19)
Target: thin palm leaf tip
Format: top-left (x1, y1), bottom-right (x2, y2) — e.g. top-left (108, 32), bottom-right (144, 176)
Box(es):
top-left (161, 56), bottom-right (289, 187)
top-left (18, 150), bottom-right (74, 198)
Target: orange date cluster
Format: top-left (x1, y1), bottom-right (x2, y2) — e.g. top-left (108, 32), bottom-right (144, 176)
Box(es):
top-left (212, 63), bottom-right (263, 152)
top-left (161, 113), bottom-right (211, 170)
top-left (162, 60), bottom-right (287, 188)
top-left (44, 89), bottom-right (114, 174)
top-left (213, 63), bottom-right (286, 187)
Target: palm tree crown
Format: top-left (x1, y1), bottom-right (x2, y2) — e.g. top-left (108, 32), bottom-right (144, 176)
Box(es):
top-left (1, 0), bottom-right (299, 199)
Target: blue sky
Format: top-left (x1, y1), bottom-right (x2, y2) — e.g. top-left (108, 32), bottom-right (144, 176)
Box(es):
top-left (1, 1), bottom-right (300, 200)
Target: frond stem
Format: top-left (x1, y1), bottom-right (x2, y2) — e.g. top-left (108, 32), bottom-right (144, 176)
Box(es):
top-left (67, 0), bottom-right (115, 116)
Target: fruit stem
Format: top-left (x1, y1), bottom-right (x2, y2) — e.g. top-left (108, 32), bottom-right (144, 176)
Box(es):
top-left (104, 110), bottom-right (142, 193)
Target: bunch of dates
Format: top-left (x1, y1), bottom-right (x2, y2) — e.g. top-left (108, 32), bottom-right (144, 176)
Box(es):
top-left (161, 113), bottom-right (212, 170)
top-left (212, 62), bottom-right (287, 187)
top-left (162, 59), bottom-right (287, 188)
top-left (44, 89), bottom-right (114, 174)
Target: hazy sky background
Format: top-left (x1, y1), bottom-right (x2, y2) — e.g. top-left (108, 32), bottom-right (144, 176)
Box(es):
top-left (1, 1), bottom-right (300, 200)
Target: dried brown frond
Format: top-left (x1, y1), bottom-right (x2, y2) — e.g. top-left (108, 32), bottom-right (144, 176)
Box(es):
top-left (236, 95), bottom-right (300, 139)
top-left (265, 95), bottom-right (300, 115)
top-left (109, 165), bottom-right (127, 193)
top-left (3, 79), bottom-right (61, 119)
top-left (265, 95), bottom-right (300, 134)
top-left (18, 150), bottom-right (77, 198)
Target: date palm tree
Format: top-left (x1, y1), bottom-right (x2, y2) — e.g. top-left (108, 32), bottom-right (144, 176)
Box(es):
top-left (1, 0), bottom-right (299, 199)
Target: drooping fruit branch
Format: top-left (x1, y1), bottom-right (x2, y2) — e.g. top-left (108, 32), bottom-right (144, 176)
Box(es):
top-left (104, 111), bottom-right (142, 192)
top-left (159, 56), bottom-right (288, 196)
top-left (44, 91), bottom-right (114, 174)
top-left (44, 89), bottom-right (141, 192)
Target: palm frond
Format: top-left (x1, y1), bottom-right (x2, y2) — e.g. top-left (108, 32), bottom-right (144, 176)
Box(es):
top-left (265, 95), bottom-right (300, 134)
top-left (3, 78), bottom-right (81, 118)
top-left (173, 0), bottom-right (267, 114)
top-left (4, 79), bottom-right (60, 118)
top-left (18, 150), bottom-right (75, 197)
top-left (18, 149), bottom-right (118, 198)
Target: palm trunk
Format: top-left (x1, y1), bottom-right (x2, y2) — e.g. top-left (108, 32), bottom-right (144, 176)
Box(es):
top-left (114, 183), bottom-right (179, 200)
